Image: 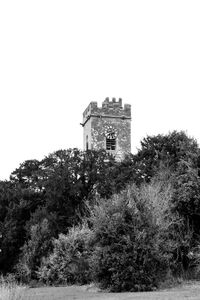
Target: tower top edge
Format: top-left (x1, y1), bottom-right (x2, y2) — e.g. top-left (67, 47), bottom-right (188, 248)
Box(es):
top-left (83, 97), bottom-right (131, 119)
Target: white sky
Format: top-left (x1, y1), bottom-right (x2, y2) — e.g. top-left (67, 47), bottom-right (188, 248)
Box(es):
top-left (0, 0), bottom-right (200, 180)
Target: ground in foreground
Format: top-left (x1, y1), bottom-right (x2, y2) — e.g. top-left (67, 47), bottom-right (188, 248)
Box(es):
top-left (24, 281), bottom-right (200, 300)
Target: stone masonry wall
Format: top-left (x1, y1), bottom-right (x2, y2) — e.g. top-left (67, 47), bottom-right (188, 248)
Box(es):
top-left (83, 98), bottom-right (131, 160)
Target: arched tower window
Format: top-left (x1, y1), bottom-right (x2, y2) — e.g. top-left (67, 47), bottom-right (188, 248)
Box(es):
top-left (106, 132), bottom-right (116, 150)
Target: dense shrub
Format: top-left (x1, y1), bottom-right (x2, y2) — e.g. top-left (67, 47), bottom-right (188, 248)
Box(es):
top-left (37, 223), bottom-right (92, 285)
top-left (16, 218), bottom-right (52, 282)
top-left (192, 244), bottom-right (200, 277)
top-left (172, 160), bottom-right (200, 231)
top-left (89, 183), bottom-right (173, 292)
top-left (141, 169), bottom-right (197, 276)
top-left (166, 160), bottom-right (200, 272)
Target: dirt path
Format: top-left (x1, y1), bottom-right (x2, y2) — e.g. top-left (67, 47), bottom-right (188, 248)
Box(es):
top-left (25, 282), bottom-right (200, 300)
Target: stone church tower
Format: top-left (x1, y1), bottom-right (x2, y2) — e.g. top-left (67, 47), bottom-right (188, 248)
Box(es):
top-left (82, 97), bottom-right (131, 160)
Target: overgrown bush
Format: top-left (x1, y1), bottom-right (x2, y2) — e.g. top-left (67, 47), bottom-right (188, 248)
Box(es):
top-left (172, 160), bottom-right (200, 232)
top-left (88, 183), bottom-right (174, 292)
top-left (37, 223), bottom-right (92, 285)
top-left (188, 244), bottom-right (200, 278)
top-left (16, 218), bottom-right (52, 282)
top-left (167, 160), bottom-right (200, 273)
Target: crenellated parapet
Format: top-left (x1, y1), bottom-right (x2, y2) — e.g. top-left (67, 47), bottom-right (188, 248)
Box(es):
top-left (83, 97), bottom-right (131, 125)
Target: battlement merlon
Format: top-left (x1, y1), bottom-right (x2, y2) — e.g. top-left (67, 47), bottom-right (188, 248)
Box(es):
top-left (82, 98), bottom-right (131, 125)
top-left (102, 97), bottom-right (122, 107)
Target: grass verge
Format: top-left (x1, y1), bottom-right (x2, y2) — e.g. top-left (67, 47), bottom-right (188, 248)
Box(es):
top-left (0, 277), bottom-right (26, 300)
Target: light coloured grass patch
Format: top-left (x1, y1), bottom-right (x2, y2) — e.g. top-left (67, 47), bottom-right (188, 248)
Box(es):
top-left (0, 282), bottom-right (26, 300)
top-left (24, 282), bottom-right (200, 300)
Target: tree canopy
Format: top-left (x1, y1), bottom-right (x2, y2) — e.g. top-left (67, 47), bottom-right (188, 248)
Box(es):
top-left (1, 131), bottom-right (200, 276)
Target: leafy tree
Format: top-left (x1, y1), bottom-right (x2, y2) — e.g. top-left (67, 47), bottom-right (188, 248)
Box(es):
top-left (0, 148), bottom-right (120, 274)
top-left (0, 184), bottom-right (43, 273)
top-left (0, 181), bottom-right (12, 226)
top-left (172, 160), bottom-right (200, 236)
top-left (41, 149), bottom-right (117, 233)
top-left (10, 159), bottom-right (46, 192)
top-left (133, 131), bottom-right (200, 183)
top-left (2, 132), bottom-right (199, 278)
